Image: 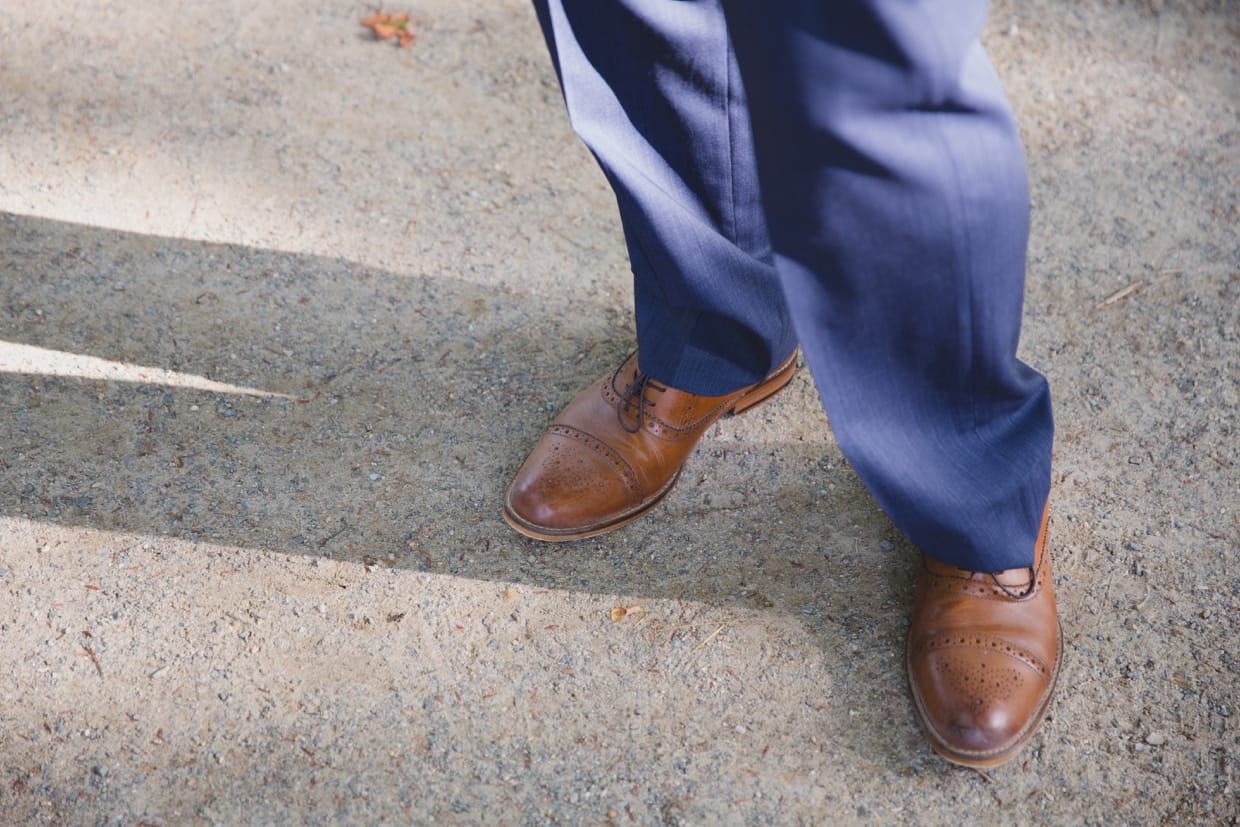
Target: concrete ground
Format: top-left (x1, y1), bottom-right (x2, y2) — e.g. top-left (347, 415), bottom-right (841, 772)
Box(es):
top-left (0, 1), bottom-right (1236, 824)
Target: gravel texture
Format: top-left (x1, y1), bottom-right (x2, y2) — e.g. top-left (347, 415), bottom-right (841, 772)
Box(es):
top-left (0, 1), bottom-right (1236, 824)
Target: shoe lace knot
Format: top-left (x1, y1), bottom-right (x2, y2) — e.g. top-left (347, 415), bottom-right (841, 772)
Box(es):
top-left (617, 370), bottom-right (666, 434)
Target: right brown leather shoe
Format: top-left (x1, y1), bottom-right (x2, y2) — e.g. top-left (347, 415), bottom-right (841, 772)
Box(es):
top-left (504, 350), bottom-right (798, 541)
top-left (906, 504), bottom-right (1063, 768)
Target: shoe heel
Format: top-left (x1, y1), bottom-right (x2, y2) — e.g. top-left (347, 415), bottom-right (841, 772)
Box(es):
top-left (730, 352), bottom-right (797, 415)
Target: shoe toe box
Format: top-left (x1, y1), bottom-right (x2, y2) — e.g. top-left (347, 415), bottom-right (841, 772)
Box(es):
top-left (912, 643), bottom-right (1053, 760)
top-left (506, 429), bottom-right (639, 534)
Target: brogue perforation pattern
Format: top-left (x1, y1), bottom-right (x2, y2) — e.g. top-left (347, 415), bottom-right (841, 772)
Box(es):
top-left (544, 424), bottom-right (642, 506)
top-left (915, 633), bottom-right (1049, 677)
top-left (930, 656), bottom-right (1027, 705)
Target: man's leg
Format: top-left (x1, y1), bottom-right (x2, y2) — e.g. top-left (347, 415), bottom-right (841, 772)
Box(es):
top-left (720, 0), bottom-right (1061, 767)
top-left (721, 0), bottom-right (1052, 572)
top-left (531, 0), bottom-right (796, 393)
top-left (508, 0), bottom-right (799, 539)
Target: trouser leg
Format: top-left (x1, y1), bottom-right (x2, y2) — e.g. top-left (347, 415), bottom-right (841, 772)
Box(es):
top-left (531, 0), bottom-right (796, 395)
top-left (529, 0), bottom-right (1053, 570)
top-left (720, 0), bottom-right (1053, 570)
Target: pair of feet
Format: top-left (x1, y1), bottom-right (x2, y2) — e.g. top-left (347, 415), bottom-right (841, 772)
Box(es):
top-left (503, 352), bottom-right (1061, 768)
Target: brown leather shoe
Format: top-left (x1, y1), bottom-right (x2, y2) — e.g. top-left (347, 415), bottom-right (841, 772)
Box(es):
top-left (504, 350), bottom-right (798, 541)
top-left (906, 504), bottom-right (1062, 768)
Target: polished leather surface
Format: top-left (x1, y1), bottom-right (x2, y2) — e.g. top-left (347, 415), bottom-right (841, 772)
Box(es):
top-left (907, 505), bottom-right (1062, 767)
top-left (504, 351), bottom-right (797, 541)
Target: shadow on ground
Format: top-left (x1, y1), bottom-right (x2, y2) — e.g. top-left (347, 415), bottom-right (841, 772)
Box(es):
top-left (2, 1), bottom-right (1237, 821)
top-left (2, 210), bottom-right (923, 768)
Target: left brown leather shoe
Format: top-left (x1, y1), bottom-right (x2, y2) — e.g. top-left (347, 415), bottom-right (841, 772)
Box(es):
top-left (504, 350), bottom-right (797, 541)
top-left (906, 504), bottom-right (1062, 768)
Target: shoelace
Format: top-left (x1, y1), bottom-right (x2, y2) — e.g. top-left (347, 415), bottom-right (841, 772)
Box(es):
top-left (616, 370), bottom-right (667, 434)
top-left (988, 566), bottom-right (1037, 599)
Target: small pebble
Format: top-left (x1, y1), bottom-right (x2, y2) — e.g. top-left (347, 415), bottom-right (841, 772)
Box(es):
top-left (1145, 733), bottom-right (1166, 746)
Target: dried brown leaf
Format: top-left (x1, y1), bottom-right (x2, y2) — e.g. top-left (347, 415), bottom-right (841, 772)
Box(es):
top-left (362, 11), bottom-right (416, 47)
top-left (610, 605), bottom-right (644, 622)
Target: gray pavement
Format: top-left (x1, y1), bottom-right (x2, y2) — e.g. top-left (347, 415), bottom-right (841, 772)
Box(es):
top-left (0, 1), bottom-right (1236, 824)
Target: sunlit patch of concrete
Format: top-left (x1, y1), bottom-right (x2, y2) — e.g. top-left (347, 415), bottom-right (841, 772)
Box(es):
top-left (0, 341), bottom-right (293, 399)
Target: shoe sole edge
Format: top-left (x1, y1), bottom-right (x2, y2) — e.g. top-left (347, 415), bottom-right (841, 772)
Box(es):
top-left (502, 468), bottom-right (682, 542)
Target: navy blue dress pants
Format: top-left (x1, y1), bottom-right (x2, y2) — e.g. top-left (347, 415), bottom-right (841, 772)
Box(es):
top-left (531, 0), bottom-right (1054, 572)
